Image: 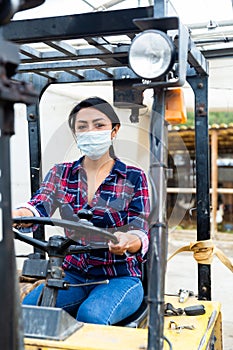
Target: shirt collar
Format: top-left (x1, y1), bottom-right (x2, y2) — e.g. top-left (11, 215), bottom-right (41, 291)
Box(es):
top-left (112, 158), bottom-right (127, 178)
top-left (72, 156), bottom-right (85, 175)
top-left (72, 156), bottom-right (127, 178)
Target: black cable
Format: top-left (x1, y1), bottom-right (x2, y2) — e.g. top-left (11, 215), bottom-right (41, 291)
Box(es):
top-left (163, 335), bottom-right (173, 350)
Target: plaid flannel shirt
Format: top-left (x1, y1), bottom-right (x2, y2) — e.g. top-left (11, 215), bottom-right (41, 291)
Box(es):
top-left (24, 157), bottom-right (150, 278)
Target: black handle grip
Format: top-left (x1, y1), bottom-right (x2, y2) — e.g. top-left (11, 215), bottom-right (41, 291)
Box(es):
top-left (184, 305), bottom-right (206, 316)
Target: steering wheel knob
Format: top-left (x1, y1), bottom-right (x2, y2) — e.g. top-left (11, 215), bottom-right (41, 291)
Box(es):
top-left (77, 209), bottom-right (93, 221)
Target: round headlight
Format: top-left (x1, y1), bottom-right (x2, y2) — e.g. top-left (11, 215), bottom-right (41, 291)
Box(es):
top-left (129, 30), bottom-right (175, 80)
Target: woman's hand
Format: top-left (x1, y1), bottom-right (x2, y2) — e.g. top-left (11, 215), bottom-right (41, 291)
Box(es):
top-left (12, 208), bottom-right (34, 228)
top-left (108, 231), bottom-right (142, 255)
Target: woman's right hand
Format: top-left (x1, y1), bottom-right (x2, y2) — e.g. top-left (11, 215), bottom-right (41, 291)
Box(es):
top-left (12, 208), bottom-right (34, 228)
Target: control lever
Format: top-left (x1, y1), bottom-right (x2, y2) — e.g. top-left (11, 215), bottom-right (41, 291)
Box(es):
top-left (178, 289), bottom-right (194, 303)
top-left (164, 303), bottom-right (206, 316)
top-left (77, 209), bottom-right (93, 224)
top-left (164, 303), bottom-right (183, 316)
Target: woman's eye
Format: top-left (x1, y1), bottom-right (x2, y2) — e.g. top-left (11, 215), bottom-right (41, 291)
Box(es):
top-left (95, 123), bottom-right (105, 128)
top-left (77, 125), bottom-right (87, 131)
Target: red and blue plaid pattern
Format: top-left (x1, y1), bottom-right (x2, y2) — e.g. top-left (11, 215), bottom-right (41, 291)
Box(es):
top-left (28, 157), bottom-right (150, 278)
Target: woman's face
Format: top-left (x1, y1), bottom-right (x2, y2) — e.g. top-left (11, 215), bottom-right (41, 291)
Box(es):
top-left (75, 107), bottom-right (119, 137)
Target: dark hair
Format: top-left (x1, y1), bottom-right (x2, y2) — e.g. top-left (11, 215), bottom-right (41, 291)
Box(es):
top-left (68, 96), bottom-right (120, 133)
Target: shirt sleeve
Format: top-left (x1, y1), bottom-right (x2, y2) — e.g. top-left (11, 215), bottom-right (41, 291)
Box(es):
top-left (27, 164), bottom-right (61, 217)
top-left (126, 170), bottom-right (150, 259)
top-left (15, 165), bottom-right (61, 232)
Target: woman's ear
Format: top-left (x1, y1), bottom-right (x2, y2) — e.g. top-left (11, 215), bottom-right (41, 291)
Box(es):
top-left (112, 124), bottom-right (120, 139)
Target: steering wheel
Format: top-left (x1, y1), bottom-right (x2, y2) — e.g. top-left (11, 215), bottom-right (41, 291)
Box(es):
top-left (13, 213), bottom-right (118, 247)
top-left (13, 210), bottom-right (119, 258)
top-left (13, 213), bottom-right (119, 307)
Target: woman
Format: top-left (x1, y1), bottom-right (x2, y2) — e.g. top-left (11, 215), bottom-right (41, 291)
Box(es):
top-left (13, 97), bottom-right (150, 325)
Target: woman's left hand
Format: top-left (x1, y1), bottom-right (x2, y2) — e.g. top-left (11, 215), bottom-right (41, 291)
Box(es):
top-left (108, 231), bottom-right (141, 255)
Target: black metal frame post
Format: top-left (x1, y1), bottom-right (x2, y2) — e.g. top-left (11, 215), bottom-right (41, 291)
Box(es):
top-left (0, 102), bottom-right (23, 350)
top-left (0, 33), bottom-right (38, 349)
top-left (147, 89), bottom-right (168, 350)
top-left (187, 75), bottom-right (211, 300)
top-left (27, 103), bottom-right (46, 253)
top-left (27, 103), bottom-right (42, 197)
top-left (147, 2), bottom-right (169, 349)
top-left (0, 34), bottom-right (24, 350)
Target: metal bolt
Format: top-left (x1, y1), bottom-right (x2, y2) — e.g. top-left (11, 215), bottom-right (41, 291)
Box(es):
top-left (198, 82), bottom-right (203, 89)
top-left (197, 107), bottom-right (204, 114)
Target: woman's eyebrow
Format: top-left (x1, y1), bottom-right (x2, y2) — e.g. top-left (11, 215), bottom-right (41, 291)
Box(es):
top-left (92, 118), bottom-right (108, 123)
top-left (76, 118), bottom-right (107, 124)
top-left (76, 120), bottom-right (88, 124)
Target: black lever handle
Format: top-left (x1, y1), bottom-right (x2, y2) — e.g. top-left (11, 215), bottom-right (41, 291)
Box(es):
top-left (77, 209), bottom-right (93, 221)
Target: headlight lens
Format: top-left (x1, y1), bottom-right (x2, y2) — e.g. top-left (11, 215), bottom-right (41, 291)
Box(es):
top-left (129, 30), bottom-right (175, 80)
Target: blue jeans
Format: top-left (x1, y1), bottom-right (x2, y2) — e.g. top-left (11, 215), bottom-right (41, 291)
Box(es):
top-left (22, 270), bottom-right (143, 325)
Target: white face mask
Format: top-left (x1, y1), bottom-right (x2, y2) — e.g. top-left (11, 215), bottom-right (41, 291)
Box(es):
top-left (76, 130), bottom-right (112, 160)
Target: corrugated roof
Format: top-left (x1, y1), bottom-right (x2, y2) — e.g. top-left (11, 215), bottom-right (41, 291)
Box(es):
top-left (169, 124), bottom-right (233, 154)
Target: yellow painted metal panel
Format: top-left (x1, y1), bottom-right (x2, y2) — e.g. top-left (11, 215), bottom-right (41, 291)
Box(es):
top-left (163, 298), bottom-right (222, 350)
top-left (25, 324), bottom-right (147, 350)
top-left (24, 297), bottom-right (222, 350)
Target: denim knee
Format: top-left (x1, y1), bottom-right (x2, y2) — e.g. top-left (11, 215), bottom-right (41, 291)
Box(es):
top-left (76, 277), bottom-right (143, 325)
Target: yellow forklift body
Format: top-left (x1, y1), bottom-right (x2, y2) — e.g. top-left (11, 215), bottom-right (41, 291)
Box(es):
top-left (24, 297), bottom-right (222, 350)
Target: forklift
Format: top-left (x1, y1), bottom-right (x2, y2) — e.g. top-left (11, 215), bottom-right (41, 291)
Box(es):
top-left (0, 1), bottom-right (224, 349)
